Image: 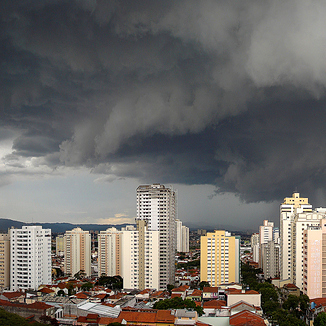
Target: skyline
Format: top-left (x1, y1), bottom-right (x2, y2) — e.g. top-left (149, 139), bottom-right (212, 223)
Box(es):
top-left (1, 1), bottom-right (326, 230)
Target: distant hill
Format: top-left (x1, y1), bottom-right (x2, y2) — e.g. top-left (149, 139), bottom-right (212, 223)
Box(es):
top-left (0, 218), bottom-right (134, 234)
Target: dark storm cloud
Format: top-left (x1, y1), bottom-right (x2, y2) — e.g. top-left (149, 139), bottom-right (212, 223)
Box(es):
top-left (1, 0), bottom-right (326, 202)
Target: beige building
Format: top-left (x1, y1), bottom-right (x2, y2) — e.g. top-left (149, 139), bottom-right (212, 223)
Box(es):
top-left (121, 222), bottom-right (159, 290)
top-left (0, 233), bottom-right (10, 289)
top-left (303, 219), bottom-right (326, 298)
top-left (64, 227), bottom-right (91, 277)
top-left (200, 230), bottom-right (240, 286)
top-left (56, 235), bottom-right (64, 256)
top-left (137, 184), bottom-right (176, 290)
top-left (98, 227), bottom-right (121, 277)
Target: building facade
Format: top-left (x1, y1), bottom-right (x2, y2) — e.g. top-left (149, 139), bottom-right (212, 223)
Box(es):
top-left (121, 222), bottom-right (159, 290)
top-left (10, 226), bottom-right (51, 291)
top-left (136, 184), bottom-right (176, 290)
top-left (200, 230), bottom-right (240, 286)
top-left (98, 227), bottom-right (121, 277)
top-left (56, 235), bottom-right (64, 256)
top-left (176, 219), bottom-right (189, 253)
top-left (280, 192), bottom-right (312, 281)
top-left (302, 220), bottom-right (326, 298)
top-left (64, 227), bottom-right (91, 277)
top-left (0, 233), bottom-right (10, 289)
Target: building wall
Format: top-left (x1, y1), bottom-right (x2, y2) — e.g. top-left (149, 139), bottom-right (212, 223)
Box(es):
top-left (182, 226), bottom-right (189, 253)
top-left (56, 235), bottom-right (64, 255)
top-left (137, 184), bottom-right (176, 290)
top-left (64, 228), bottom-right (91, 277)
top-left (280, 192), bottom-right (312, 281)
top-left (0, 233), bottom-right (10, 289)
top-left (10, 226), bottom-right (51, 291)
top-left (200, 230), bottom-right (240, 286)
top-left (292, 212), bottom-right (325, 290)
top-left (98, 228), bottom-right (121, 277)
top-left (121, 225), bottom-right (159, 290)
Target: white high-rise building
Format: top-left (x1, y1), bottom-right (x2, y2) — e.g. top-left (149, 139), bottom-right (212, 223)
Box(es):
top-left (121, 221), bottom-right (159, 290)
top-left (137, 184), bottom-right (176, 289)
top-left (10, 226), bottom-right (51, 291)
top-left (259, 220), bottom-right (274, 245)
top-left (251, 233), bottom-right (259, 263)
top-left (64, 228), bottom-right (91, 277)
top-left (98, 227), bottom-right (121, 277)
top-left (176, 219), bottom-right (189, 252)
top-left (280, 192), bottom-right (312, 281)
top-left (182, 225), bottom-right (189, 253)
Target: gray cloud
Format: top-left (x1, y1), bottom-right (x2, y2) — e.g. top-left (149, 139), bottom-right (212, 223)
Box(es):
top-left (1, 0), bottom-right (326, 204)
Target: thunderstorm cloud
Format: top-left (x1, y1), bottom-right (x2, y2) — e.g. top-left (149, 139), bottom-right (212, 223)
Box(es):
top-left (1, 0), bottom-right (326, 206)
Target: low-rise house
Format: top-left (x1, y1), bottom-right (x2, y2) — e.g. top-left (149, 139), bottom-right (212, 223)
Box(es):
top-left (281, 283), bottom-right (300, 299)
top-left (135, 289), bottom-right (153, 302)
top-left (229, 310), bottom-right (266, 326)
top-left (225, 289), bottom-right (261, 307)
top-left (171, 285), bottom-right (190, 300)
top-left (202, 287), bottom-right (223, 301)
top-left (113, 309), bottom-right (175, 326)
top-left (202, 300), bottom-right (227, 317)
top-left (175, 309), bottom-right (197, 325)
top-left (186, 289), bottom-right (202, 302)
top-left (77, 313), bottom-right (100, 325)
top-left (0, 299), bottom-right (56, 322)
top-left (229, 301), bottom-right (262, 316)
top-left (0, 291), bottom-right (25, 303)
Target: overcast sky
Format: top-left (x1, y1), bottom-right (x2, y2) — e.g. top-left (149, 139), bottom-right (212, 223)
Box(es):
top-left (0, 0), bottom-right (326, 231)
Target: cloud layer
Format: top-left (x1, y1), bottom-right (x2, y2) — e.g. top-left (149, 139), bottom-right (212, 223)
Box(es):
top-left (1, 0), bottom-right (326, 204)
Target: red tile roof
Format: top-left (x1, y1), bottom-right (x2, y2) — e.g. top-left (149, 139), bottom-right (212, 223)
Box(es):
top-left (189, 289), bottom-right (202, 297)
top-left (39, 287), bottom-right (55, 294)
top-left (203, 300), bottom-right (226, 309)
top-left (284, 283), bottom-right (299, 289)
top-left (171, 293), bottom-right (182, 298)
top-left (229, 310), bottom-right (265, 326)
top-left (2, 292), bottom-right (24, 300)
top-left (203, 287), bottom-right (219, 293)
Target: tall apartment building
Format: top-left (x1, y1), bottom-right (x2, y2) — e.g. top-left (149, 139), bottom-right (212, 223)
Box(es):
top-left (259, 220), bottom-right (274, 245)
top-left (302, 220), bottom-right (326, 298)
top-left (251, 233), bottom-right (259, 263)
top-left (261, 241), bottom-right (280, 279)
top-left (98, 227), bottom-right (121, 277)
top-left (291, 209), bottom-right (326, 290)
top-left (258, 220), bottom-right (280, 278)
top-left (137, 184), bottom-right (176, 290)
top-left (121, 222), bottom-right (159, 290)
top-left (56, 235), bottom-right (64, 256)
top-left (64, 227), bottom-right (91, 277)
top-left (280, 192), bottom-right (312, 281)
top-left (200, 230), bottom-right (240, 286)
top-left (176, 219), bottom-right (189, 253)
top-left (10, 226), bottom-right (51, 291)
top-left (0, 233), bottom-right (10, 289)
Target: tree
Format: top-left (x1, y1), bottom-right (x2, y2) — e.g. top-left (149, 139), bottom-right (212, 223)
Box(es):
top-left (153, 297), bottom-right (203, 316)
top-left (0, 308), bottom-right (47, 325)
top-left (81, 282), bottom-right (94, 291)
top-left (57, 289), bottom-right (65, 296)
top-left (315, 312), bottom-right (326, 326)
top-left (74, 270), bottom-right (86, 280)
top-left (167, 284), bottom-right (174, 294)
top-left (199, 281), bottom-right (210, 290)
